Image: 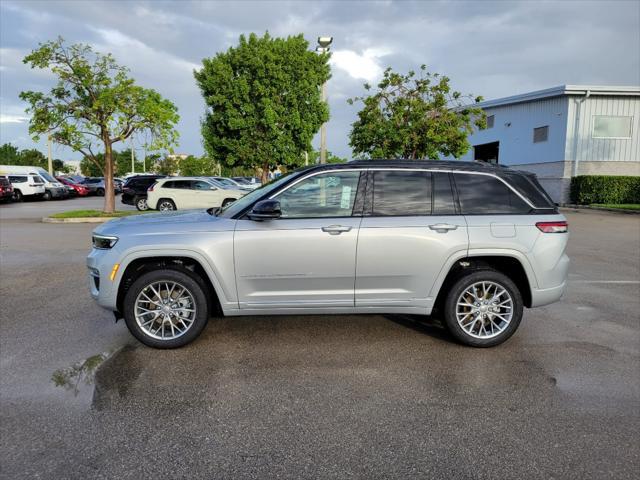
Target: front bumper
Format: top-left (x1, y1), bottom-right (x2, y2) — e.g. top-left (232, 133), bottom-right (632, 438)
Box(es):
top-left (86, 249), bottom-right (119, 311)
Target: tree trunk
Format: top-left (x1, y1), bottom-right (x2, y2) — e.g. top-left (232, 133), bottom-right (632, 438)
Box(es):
top-left (261, 161), bottom-right (269, 184)
top-left (103, 140), bottom-right (116, 213)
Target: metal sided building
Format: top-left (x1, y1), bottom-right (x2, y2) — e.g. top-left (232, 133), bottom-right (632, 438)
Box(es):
top-left (455, 85), bottom-right (640, 203)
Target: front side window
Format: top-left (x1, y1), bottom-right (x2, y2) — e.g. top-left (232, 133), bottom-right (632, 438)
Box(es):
top-left (372, 170), bottom-right (431, 216)
top-left (592, 116), bottom-right (632, 138)
top-left (32, 176), bottom-right (44, 184)
top-left (276, 171), bottom-right (361, 218)
top-left (454, 173), bottom-right (531, 215)
top-left (193, 180), bottom-right (213, 191)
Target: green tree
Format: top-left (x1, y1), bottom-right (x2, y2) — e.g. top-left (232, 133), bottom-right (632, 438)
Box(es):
top-left (20, 37), bottom-right (179, 212)
top-left (308, 150), bottom-right (347, 164)
top-left (195, 32), bottom-right (331, 184)
top-left (348, 65), bottom-right (485, 160)
top-left (154, 155), bottom-right (178, 176)
top-left (0, 143), bottom-right (20, 164)
top-left (179, 155), bottom-right (216, 176)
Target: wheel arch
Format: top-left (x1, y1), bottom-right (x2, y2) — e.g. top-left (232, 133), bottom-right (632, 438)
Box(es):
top-left (115, 253), bottom-right (225, 317)
top-left (431, 251), bottom-right (536, 311)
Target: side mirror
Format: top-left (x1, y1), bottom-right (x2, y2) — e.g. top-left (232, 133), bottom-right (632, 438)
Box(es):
top-left (248, 199), bottom-right (281, 221)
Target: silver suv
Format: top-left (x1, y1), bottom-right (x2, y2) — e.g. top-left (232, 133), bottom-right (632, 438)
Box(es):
top-left (87, 161), bottom-right (569, 349)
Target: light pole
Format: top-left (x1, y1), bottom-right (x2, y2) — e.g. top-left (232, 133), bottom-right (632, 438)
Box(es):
top-left (316, 36), bottom-right (332, 164)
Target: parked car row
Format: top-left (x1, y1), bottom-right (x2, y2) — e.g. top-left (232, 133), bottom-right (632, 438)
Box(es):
top-left (123, 175), bottom-right (259, 211)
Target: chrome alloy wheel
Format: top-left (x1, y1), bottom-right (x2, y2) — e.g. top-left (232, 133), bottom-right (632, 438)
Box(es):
top-left (134, 281), bottom-right (196, 340)
top-left (456, 281), bottom-right (513, 339)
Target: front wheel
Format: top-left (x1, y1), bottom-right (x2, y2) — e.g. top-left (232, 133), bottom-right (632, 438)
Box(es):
top-left (42, 190), bottom-right (52, 201)
top-left (221, 198), bottom-right (236, 208)
top-left (135, 196), bottom-right (149, 211)
top-left (123, 269), bottom-right (209, 348)
top-left (443, 270), bottom-right (523, 347)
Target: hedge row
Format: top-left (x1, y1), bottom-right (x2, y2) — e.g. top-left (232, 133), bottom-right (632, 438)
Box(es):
top-left (570, 175), bottom-right (640, 205)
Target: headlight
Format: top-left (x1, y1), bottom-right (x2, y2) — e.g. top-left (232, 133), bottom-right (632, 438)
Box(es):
top-left (92, 234), bottom-right (118, 249)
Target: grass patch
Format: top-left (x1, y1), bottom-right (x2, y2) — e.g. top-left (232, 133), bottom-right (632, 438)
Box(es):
top-left (591, 204), bottom-right (640, 211)
top-left (50, 209), bottom-right (149, 219)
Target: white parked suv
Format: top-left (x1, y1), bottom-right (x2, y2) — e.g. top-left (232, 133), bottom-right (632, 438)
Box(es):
top-left (146, 177), bottom-right (246, 211)
top-left (88, 161), bottom-right (569, 349)
top-left (1, 174), bottom-right (45, 201)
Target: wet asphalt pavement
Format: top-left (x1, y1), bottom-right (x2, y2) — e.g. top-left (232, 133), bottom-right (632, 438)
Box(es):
top-left (1, 198), bottom-right (639, 479)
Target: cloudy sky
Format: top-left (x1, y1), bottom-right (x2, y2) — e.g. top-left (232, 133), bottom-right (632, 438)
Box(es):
top-left (1, 0), bottom-right (639, 161)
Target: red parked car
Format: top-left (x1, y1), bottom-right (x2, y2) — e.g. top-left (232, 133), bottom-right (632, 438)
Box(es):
top-left (56, 176), bottom-right (90, 196)
top-left (0, 177), bottom-right (14, 202)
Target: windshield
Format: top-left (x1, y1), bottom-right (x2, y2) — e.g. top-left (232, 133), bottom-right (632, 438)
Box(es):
top-left (215, 178), bottom-right (236, 187)
top-left (38, 171), bottom-right (57, 183)
top-left (217, 172), bottom-right (297, 218)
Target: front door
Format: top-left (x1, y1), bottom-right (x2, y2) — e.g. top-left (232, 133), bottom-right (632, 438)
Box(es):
top-left (355, 170), bottom-right (468, 310)
top-left (234, 170), bottom-right (364, 310)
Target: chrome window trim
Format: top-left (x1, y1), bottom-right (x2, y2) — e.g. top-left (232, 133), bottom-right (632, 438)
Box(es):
top-left (267, 167), bottom-right (535, 210)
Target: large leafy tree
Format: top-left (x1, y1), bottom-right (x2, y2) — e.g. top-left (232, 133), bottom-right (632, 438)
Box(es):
top-left (179, 155), bottom-right (217, 176)
top-left (195, 32), bottom-right (331, 183)
top-left (348, 65), bottom-right (485, 160)
top-left (20, 38), bottom-right (179, 212)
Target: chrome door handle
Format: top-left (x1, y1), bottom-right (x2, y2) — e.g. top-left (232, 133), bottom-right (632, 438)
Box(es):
top-left (322, 225), bottom-right (352, 235)
top-left (429, 223), bottom-right (458, 233)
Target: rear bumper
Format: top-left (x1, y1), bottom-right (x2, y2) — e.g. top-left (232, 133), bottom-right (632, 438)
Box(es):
top-left (530, 281), bottom-right (566, 307)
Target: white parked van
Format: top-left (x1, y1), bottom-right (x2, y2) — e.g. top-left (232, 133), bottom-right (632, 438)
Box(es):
top-left (0, 165), bottom-right (67, 201)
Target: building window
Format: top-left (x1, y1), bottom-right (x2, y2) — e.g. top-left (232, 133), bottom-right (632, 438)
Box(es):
top-left (485, 115), bottom-right (495, 129)
top-left (533, 126), bottom-right (549, 143)
top-left (592, 116), bottom-right (632, 139)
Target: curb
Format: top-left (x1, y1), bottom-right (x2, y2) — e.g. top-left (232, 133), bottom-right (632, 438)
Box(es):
top-left (42, 216), bottom-right (116, 223)
top-left (560, 205), bottom-right (640, 215)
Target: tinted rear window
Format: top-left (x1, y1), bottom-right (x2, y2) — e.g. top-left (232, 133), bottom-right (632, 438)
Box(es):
top-left (503, 172), bottom-right (555, 208)
top-left (8, 176), bottom-right (28, 183)
top-left (163, 180), bottom-right (192, 189)
top-left (454, 173), bottom-right (531, 215)
top-left (372, 170), bottom-right (431, 216)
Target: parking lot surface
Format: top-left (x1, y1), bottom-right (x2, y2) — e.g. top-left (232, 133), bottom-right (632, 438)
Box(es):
top-left (1, 200), bottom-right (639, 479)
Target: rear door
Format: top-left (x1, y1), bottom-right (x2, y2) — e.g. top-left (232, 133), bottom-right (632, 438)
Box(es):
top-left (355, 170), bottom-right (468, 310)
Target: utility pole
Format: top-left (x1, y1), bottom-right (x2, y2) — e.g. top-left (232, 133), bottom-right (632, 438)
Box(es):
top-left (316, 36), bottom-right (333, 164)
top-left (305, 151), bottom-right (309, 166)
top-left (320, 82), bottom-right (327, 164)
top-left (143, 143), bottom-right (146, 173)
top-left (130, 137), bottom-right (135, 174)
top-left (47, 134), bottom-right (53, 175)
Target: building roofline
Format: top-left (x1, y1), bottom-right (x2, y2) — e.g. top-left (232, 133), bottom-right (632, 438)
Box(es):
top-left (477, 85), bottom-right (640, 109)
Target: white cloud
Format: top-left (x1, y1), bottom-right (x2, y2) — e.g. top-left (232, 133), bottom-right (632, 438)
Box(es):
top-left (330, 48), bottom-right (391, 82)
top-left (0, 114), bottom-right (29, 124)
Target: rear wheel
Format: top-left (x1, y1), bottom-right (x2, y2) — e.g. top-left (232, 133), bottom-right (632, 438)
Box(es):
top-left (123, 269), bottom-right (209, 348)
top-left (443, 270), bottom-right (523, 347)
top-left (96, 187), bottom-right (105, 196)
top-left (13, 190), bottom-right (23, 202)
top-left (135, 196), bottom-right (149, 211)
top-left (157, 198), bottom-right (176, 211)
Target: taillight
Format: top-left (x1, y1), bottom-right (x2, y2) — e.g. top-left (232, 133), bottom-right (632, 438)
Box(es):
top-left (536, 221), bottom-right (568, 233)
top-left (148, 182), bottom-right (157, 192)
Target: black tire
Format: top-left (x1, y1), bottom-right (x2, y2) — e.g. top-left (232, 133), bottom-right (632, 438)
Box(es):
top-left (123, 269), bottom-right (209, 349)
top-left (443, 269), bottom-right (523, 348)
top-left (135, 196), bottom-right (149, 211)
top-left (157, 198), bottom-right (176, 211)
top-left (42, 190), bottom-right (52, 201)
top-left (13, 190), bottom-right (23, 202)
top-left (221, 198), bottom-right (236, 208)
top-left (96, 188), bottom-right (105, 196)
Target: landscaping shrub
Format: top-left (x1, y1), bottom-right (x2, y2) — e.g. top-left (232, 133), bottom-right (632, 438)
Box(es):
top-left (570, 175), bottom-right (640, 205)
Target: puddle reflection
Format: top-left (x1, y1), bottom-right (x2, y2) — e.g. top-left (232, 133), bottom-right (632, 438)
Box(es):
top-left (51, 352), bottom-right (111, 396)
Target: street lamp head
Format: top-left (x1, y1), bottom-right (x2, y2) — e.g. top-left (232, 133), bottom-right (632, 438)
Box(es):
top-left (317, 36), bottom-right (333, 48)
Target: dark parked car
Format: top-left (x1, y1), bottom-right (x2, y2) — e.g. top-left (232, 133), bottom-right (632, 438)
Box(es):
top-left (0, 177), bottom-right (14, 202)
top-left (121, 175), bottom-right (166, 210)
